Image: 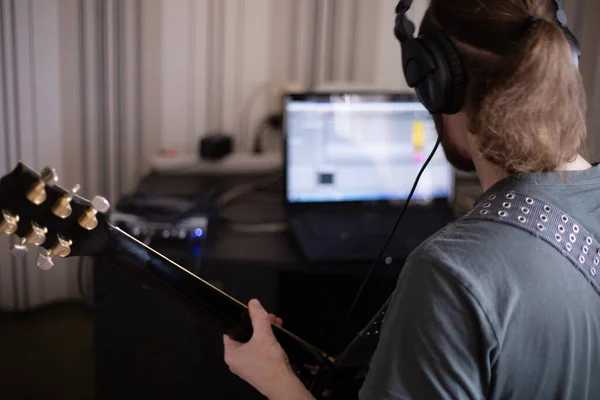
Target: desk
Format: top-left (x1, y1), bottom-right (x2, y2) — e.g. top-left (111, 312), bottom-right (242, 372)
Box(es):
top-left (93, 172), bottom-right (453, 400)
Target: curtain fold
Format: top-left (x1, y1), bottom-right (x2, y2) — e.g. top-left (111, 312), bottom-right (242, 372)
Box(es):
top-left (0, 0), bottom-right (598, 309)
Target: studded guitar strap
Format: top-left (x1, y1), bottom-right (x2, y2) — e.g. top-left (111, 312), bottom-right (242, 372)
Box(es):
top-left (468, 191), bottom-right (600, 291)
top-left (333, 191), bottom-right (600, 374)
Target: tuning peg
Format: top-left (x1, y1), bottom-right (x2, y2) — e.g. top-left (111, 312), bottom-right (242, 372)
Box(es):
top-left (10, 222), bottom-right (47, 259)
top-left (51, 184), bottom-right (81, 219)
top-left (26, 167), bottom-right (58, 205)
top-left (10, 244), bottom-right (28, 258)
top-left (23, 222), bottom-right (48, 246)
top-left (36, 253), bottom-right (54, 271)
top-left (46, 236), bottom-right (73, 258)
top-left (1, 210), bottom-right (19, 235)
top-left (41, 167), bottom-right (59, 186)
top-left (35, 236), bottom-right (72, 271)
top-left (92, 196), bottom-right (111, 213)
top-left (78, 196), bottom-right (110, 231)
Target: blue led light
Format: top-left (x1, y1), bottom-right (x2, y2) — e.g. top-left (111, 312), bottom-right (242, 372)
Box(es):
top-left (193, 228), bottom-right (204, 237)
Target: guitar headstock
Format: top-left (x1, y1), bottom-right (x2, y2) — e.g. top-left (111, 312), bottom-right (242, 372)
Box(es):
top-left (0, 162), bottom-right (111, 270)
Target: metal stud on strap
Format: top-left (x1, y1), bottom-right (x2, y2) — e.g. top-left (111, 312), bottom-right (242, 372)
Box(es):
top-left (465, 192), bottom-right (600, 296)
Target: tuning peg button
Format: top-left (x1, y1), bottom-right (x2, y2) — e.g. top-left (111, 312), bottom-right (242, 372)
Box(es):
top-left (91, 196), bottom-right (110, 213)
top-left (78, 196), bottom-right (110, 231)
top-left (36, 254), bottom-right (54, 271)
top-left (52, 184), bottom-right (81, 219)
top-left (1, 210), bottom-right (19, 235)
top-left (10, 244), bottom-right (28, 258)
top-left (40, 167), bottom-right (59, 186)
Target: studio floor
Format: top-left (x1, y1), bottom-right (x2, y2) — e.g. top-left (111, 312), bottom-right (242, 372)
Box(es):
top-left (0, 302), bottom-right (94, 400)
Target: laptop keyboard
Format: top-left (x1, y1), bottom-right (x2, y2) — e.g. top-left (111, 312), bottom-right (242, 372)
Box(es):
top-left (289, 206), bottom-right (453, 262)
top-left (304, 212), bottom-right (400, 239)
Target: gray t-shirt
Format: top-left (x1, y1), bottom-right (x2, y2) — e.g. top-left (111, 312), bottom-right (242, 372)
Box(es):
top-left (359, 166), bottom-right (600, 400)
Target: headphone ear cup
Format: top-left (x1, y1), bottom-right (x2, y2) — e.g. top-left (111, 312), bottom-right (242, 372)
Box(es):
top-left (432, 33), bottom-right (466, 114)
top-left (413, 36), bottom-right (452, 115)
top-left (399, 33), bottom-right (465, 115)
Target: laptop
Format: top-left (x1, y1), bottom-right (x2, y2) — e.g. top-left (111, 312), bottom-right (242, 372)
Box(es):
top-left (283, 92), bottom-right (455, 263)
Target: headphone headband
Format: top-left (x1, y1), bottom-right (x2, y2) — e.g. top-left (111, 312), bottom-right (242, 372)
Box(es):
top-left (553, 0), bottom-right (568, 26)
top-left (552, 0), bottom-right (581, 64)
top-left (395, 0), bottom-right (579, 49)
top-left (395, 0), bottom-right (412, 13)
top-left (394, 0), bottom-right (581, 115)
top-left (394, 0), bottom-right (415, 43)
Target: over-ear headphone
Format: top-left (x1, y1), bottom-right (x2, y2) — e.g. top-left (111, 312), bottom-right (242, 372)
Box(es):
top-left (552, 0), bottom-right (581, 67)
top-left (394, 0), bottom-right (581, 116)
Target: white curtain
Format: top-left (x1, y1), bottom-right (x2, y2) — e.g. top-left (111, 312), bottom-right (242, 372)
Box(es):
top-left (0, 0), bottom-right (160, 310)
top-left (0, 0), bottom-right (598, 310)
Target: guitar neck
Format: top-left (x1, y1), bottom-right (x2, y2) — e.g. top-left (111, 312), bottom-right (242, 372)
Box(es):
top-left (99, 224), bottom-right (333, 367)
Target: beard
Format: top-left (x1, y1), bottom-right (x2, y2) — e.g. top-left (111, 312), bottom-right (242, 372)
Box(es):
top-left (432, 114), bottom-right (476, 172)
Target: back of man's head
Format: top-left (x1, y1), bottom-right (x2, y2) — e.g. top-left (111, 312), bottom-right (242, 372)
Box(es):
top-left (422, 0), bottom-right (587, 174)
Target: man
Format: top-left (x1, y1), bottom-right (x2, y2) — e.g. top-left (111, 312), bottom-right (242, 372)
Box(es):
top-left (224, 0), bottom-right (600, 398)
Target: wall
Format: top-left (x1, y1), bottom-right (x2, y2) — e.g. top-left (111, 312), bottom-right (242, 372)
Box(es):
top-left (159, 0), bottom-right (430, 153)
top-left (157, 0), bottom-right (600, 156)
top-left (0, 0), bottom-right (599, 310)
top-left (577, 0), bottom-right (600, 157)
top-left (0, 0), bottom-right (162, 309)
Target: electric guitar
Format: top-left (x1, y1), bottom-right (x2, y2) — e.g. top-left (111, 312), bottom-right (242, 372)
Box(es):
top-left (0, 162), bottom-right (372, 399)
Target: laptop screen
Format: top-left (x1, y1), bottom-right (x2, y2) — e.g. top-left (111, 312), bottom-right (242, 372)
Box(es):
top-left (284, 93), bottom-right (454, 204)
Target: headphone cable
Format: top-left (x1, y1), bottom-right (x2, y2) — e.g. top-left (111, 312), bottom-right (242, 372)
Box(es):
top-left (334, 122), bottom-right (443, 346)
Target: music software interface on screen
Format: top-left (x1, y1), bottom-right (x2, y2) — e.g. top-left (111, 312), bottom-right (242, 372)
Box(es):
top-left (286, 99), bottom-right (453, 203)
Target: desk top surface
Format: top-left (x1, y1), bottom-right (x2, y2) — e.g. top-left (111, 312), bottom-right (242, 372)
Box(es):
top-left (133, 172), bottom-right (454, 275)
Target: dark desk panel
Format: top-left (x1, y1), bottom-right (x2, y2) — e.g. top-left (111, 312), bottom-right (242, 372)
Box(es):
top-left (94, 172), bottom-right (453, 399)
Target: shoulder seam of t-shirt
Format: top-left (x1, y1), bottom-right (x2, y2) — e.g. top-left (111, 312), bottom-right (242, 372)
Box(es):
top-left (416, 241), bottom-right (501, 349)
top-left (474, 171), bottom-right (600, 206)
top-left (490, 168), bottom-right (600, 189)
top-left (511, 178), bottom-right (600, 187)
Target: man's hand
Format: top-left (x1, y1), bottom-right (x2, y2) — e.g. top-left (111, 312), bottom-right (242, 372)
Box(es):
top-left (223, 299), bottom-right (315, 400)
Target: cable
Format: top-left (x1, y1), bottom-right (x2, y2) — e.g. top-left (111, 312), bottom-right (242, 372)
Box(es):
top-left (217, 172), bottom-right (286, 234)
top-left (215, 172), bottom-right (283, 208)
top-left (252, 114), bottom-right (284, 154)
top-left (335, 128), bottom-right (443, 343)
top-left (238, 83), bottom-right (272, 152)
top-left (252, 121), bottom-right (270, 154)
